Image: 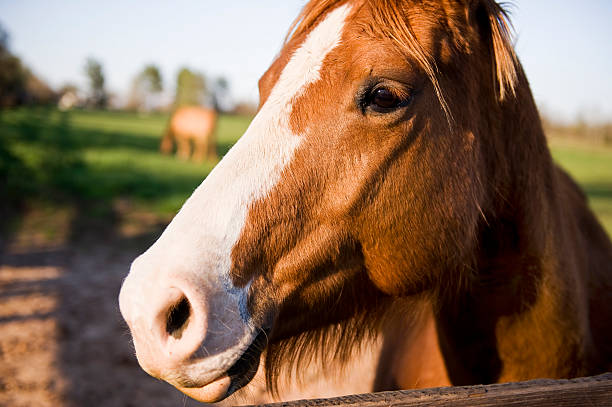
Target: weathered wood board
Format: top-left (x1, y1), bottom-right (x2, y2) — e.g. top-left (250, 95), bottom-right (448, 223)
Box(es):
top-left (247, 373), bottom-right (612, 407)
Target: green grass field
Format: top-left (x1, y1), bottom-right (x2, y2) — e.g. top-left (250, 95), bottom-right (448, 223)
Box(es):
top-left (1, 108), bottom-right (611, 237)
top-left (0, 108), bottom-right (251, 216)
top-left (548, 138), bottom-right (612, 234)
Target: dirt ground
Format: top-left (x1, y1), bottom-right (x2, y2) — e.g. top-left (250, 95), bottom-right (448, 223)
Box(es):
top-left (0, 207), bottom-right (378, 407)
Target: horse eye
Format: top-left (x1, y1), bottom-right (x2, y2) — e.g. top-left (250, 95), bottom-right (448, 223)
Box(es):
top-left (368, 87), bottom-right (409, 112)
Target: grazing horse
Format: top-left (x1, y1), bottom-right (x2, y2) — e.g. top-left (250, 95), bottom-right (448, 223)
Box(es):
top-left (160, 106), bottom-right (217, 162)
top-left (120, 0), bottom-right (612, 403)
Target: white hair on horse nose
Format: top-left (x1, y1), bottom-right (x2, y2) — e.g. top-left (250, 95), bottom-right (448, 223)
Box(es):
top-left (155, 2), bottom-right (353, 272)
top-left (118, 3), bottom-right (353, 400)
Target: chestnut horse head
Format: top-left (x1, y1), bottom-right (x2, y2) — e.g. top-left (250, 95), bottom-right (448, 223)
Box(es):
top-left (120, 0), bottom-right (612, 402)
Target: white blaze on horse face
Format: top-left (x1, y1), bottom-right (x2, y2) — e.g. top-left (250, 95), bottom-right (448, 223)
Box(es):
top-left (119, 3), bottom-right (352, 388)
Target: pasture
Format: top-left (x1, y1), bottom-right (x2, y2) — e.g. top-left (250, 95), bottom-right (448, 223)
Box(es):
top-left (0, 108), bottom-right (250, 215)
top-left (0, 108), bottom-right (611, 406)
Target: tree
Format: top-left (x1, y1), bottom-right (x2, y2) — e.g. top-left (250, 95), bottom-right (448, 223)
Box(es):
top-left (24, 69), bottom-right (55, 104)
top-left (84, 58), bottom-right (107, 108)
top-left (0, 24), bottom-right (27, 107)
top-left (174, 67), bottom-right (207, 107)
top-left (127, 64), bottom-right (163, 111)
top-left (141, 64), bottom-right (162, 93)
top-left (0, 24), bottom-right (7, 49)
top-left (211, 76), bottom-right (230, 112)
top-left (0, 24), bottom-right (56, 107)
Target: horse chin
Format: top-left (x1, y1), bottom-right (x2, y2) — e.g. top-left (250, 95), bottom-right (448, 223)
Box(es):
top-left (177, 330), bottom-right (267, 402)
top-left (176, 375), bottom-right (232, 403)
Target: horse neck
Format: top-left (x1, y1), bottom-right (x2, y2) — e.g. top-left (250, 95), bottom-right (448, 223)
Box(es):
top-left (435, 66), bottom-right (612, 384)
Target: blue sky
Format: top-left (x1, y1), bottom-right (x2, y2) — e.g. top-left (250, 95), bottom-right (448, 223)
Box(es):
top-left (1, 0), bottom-right (611, 122)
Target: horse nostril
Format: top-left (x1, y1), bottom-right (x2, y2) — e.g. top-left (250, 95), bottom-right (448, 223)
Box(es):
top-left (166, 296), bottom-right (191, 340)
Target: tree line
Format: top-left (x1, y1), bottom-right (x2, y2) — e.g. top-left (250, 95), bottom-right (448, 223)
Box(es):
top-left (59, 58), bottom-right (232, 112)
top-left (0, 23), bottom-right (238, 113)
top-left (125, 64), bottom-right (230, 113)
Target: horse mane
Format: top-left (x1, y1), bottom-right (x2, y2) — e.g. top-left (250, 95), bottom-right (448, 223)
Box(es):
top-left (474, 1), bottom-right (518, 100)
top-left (264, 0), bottom-right (521, 396)
top-left (263, 305), bottom-right (388, 396)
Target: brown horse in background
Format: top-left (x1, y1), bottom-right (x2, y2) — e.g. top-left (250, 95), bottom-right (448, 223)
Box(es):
top-left (160, 106), bottom-right (217, 162)
top-left (121, 0), bottom-right (612, 403)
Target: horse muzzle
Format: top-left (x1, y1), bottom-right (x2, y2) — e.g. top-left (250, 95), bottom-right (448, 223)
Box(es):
top-left (118, 253), bottom-right (262, 402)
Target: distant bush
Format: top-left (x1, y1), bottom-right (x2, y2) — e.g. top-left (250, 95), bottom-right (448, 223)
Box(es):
top-left (230, 101), bottom-right (258, 116)
top-left (541, 115), bottom-right (612, 145)
top-left (0, 109), bottom-right (86, 212)
top-left (0, 136), bottom-right (33, 211)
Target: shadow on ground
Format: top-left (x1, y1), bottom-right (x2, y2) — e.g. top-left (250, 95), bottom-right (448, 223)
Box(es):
top-left (0, 220), bottom-right (206, 406)
top-left (0, 109), bottom-right (213, 406)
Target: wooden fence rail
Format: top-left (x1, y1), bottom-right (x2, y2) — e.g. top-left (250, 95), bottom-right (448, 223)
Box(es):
top-left (248, 373), bottom-right (612, 407)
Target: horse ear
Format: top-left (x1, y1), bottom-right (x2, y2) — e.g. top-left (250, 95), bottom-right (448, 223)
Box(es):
top-left (469, 0), bottom-right (518, 101)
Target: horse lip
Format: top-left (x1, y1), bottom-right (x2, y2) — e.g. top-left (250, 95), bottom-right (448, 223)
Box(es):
top-left (225, 329), bottom-right (269, 396)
